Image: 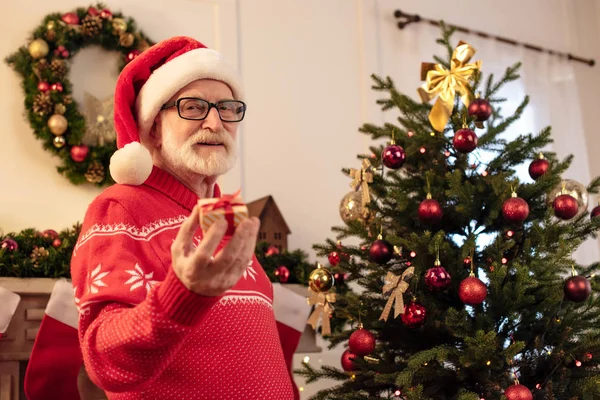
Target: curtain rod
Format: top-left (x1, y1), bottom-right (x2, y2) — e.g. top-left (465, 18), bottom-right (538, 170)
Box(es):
top-left (394, 10), bottom-right (595, 67)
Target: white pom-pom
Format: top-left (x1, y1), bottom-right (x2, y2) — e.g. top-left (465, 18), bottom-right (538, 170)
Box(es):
top-left (109, 142), bottom-right (153, 185)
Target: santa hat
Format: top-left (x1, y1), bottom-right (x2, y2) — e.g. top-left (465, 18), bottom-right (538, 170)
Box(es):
top-left (0, 286), bottom-right (20, 339)
top-left (272, 283), bottom-right (312, 399)
top-left (110, 36), bottom-right (244, 185)
top-left (25, 279), bottom-right (82, 400)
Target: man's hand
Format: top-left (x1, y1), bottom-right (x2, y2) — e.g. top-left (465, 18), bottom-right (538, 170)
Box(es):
top-left (171, 205), bottom-right (261, 296)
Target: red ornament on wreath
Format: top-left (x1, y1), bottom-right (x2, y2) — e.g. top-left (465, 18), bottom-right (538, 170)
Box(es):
top-left (468, 97), bottom-right (492, 122)
top-left (459, 274), bottom-right (487, 305)
top-left (42, 229), bottom-right (59, 240)
top-left (88, 7), bottom-right (99, 16)
top-left (504, 384), bottom-right (533, 400)
top-left (529, 153), bottom-right (549, 180)
top-left (328, 251), bottom-right (340, 266)
top-left (553, 193), bottom-right (578, 220)
top-left (425, 258), bottom-right (452, 291)
top-left (61, 12), bottom-right (80, 25)
top-left (452, 127), bottom-right (478, 153)
top-left (100, 9), bottom-right (113, 19)
top-left (418, 193), bottom-right (443, 225)
top-left (70, 145), bottom-right (89, 163)
top-left (126, 50), bottom-right (141, 63)
top-left (52, 238), bottom-right (62, 248)
top-left (502, 190), bottom-right (529, 223)
top-left (265, 245), bottom-right (280, 257)
top-left (348, 327), bottom-right (376, 356)
top-left (274, 266), bottom-right (290, 283)
top-left (37, 81), bottom-right (50, 92)
top-left (341, 349), bottom-right (357, 372)
top-left (51, 82), bottom-right (63, 92)
top-left (401, 301), bottom-right (427, 328)
top-left (564, 275), bottom-right (592, 303)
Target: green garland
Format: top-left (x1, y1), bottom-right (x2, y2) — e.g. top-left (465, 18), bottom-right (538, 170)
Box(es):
top-left (5, 3), bottom-right (154, 186)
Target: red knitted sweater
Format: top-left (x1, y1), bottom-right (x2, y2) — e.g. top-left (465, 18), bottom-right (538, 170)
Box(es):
top-left (71, 167), bottom-right (296, 399)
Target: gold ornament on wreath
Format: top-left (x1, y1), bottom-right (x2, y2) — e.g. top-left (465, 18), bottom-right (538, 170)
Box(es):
top-left (5, 4), bottom-right (154, 186)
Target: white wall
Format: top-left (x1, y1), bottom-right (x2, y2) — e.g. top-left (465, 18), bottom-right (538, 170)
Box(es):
top-left (1, 0), bottom-right (599, 398)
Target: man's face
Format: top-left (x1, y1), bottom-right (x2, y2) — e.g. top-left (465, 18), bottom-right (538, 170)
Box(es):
top-left (151, 79), bottom-right (240, 177)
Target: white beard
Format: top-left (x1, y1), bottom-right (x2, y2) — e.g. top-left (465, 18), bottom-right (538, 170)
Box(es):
top-left (158, 124), bottom-right (238, 177)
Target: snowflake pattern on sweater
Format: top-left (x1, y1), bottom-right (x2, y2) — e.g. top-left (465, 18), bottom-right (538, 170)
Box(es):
top-left (71, 167), bottom-right (296, 400)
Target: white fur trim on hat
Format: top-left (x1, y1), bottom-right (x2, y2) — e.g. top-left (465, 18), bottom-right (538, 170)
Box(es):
top-left (135, 48), bottom-right (243, 145)
top-left (46, 279), bottom-right (78, 329)
top-left (109, 142), bottom-right (153, 185)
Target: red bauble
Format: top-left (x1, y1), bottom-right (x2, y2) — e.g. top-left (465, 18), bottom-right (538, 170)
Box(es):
top-left (61, 12), bottom-right (80, 25)
top-left (341, 350), bottom-right (357, 372)
top-left (401, 301), bottom-right (427, 328)
top-left (265, 245), bottom-right (280, 257)
top-left (51, 82), bottom-right (63, 92)
top-left (42, 229), bottom-right (59, 240)
top-left (452, 128), bottom-right (478, 153)
top-left (328, 251), bottom-right (340, 266)
top-left (418, 198), bottom-right (443, 225)
top-left (529, 155), bottom-right (549, 180)
top-left (275, 266), bottom-right (290, 283)
top-left (37, 81), bottom-right (50, 92)
top-left (424, 265), bottom-right (452, 291)
top-left (70, 145), bottom-right (89, 162)
top-left (88, 7), bottom-right (99, 16)
top-left (459, 276), bottom-right (487, 305)
top-left (591, 204), bottom-right (600, 219)
top-left (126, 50), bottom-right (141, 62)
top-left (553, 194), bottom-right (578, 220)
top-left (502, 196), bottom-right (530, 223)
top-left (468, 98), bottom-right (492, 122)
top-left (382, 144), bottom-right (406, 170)
top-left (52, 238), bottom-right (62, 248)
top-left (504, 384), bottom-right (533, 400)
top-left (100, 9), bottom-right (112, 19)
top-left (564, 275), bottom-right (592, 302)
top-left (348, 328), bottom-right (376, 356)
top-left (369, 239), bottom-right (393, 264)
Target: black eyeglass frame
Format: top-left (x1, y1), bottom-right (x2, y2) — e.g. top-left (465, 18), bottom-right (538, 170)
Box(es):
top-left (161, 97), bottom-right (247, 122)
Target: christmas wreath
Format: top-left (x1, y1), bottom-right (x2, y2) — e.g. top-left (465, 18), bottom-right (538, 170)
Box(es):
top-left (5, 4), bottom-right (154, 186)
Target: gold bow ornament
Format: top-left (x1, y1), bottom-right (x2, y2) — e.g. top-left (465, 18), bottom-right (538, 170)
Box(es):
top-left (349, 159), bottom-right (374, 207)
top-left (307, 289), bottom-right (336, 336)
top-left (417, 41), bottom-right (481, 132)
top-left (379, 267), bottom-right (415, 322)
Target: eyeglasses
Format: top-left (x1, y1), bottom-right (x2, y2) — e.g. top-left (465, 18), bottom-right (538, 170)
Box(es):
top-left (161, 97), bottom-right (247, 122)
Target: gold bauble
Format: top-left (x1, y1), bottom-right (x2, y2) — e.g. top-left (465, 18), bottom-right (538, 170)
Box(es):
top-left (28, 39), bottom-right (49, 59)
top-left (53, 136), bottom-right (66, 148)
top-left (309, 266), bottom-right (335, 293)
top-left (112, 18), bottom-right (127, 34)
top-left (119, 33), bottom-right (135, 47)
top-left (339, 190), bottom-right (371, 224)
top-left (47, 114), bottom-right (68, 135)
top-left (46, 20), bottom-right (56, 30)
top-left (547, 179), bottom-right (589, 219)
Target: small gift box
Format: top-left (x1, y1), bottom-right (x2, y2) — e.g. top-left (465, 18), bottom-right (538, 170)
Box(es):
top-left (197, 190), bottom-right (249, 236)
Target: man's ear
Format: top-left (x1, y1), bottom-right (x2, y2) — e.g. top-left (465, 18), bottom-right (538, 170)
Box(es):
top-left (148, 115), bottom-right (163, 148)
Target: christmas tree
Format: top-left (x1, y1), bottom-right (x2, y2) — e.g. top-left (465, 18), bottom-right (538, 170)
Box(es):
top-left (297, 26), bottom-right (600, 400)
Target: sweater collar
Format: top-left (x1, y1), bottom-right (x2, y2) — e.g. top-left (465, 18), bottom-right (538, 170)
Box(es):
top-left (143, 166), bottom-right (221, 211)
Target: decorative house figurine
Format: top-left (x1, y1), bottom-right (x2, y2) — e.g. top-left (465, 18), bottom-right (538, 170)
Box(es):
top-left (246, 195), bottom-right (291, 252)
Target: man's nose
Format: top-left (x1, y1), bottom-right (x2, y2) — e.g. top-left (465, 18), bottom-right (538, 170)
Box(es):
top-left (200, 106), bottom-right (224, 132)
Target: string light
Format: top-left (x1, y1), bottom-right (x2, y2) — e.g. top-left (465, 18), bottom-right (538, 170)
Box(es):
top-left (394, 389), bottom-right (402, 396)
top-left (430, 131), bottom-right (435, 136)
top-left (407, 131), bottom-right (415, 137)
top-left (501, 257), bottom-right (508, 264)
top-left (486, 360), bottom-right (491, 366)
top-left (575, 360), bottom-right (582, 367)
top-left (506, 230), bottom-right (514, 238)
top-left (481, 170), bottom-right (488, 177)
top-left (370, 153), bottom-right (377, 159)
top-left (444, 150), bottom-right (451, 157)
top-left (406, 261), bottom-right (412, 266)
top-left (419, 147), bottom-right (426, 154)
top-left (410, 251), bottom-right (417, 258)
top-left (303, 356), bottom-right (310, 364)
top-left (586, 352), bottom-right (593, 360)
top-left (423, 362), bottom-right (428, 366)
top-left (536, 384), bottom-right (542, 389)
top-left (299, 387), bottom-right (305, 392)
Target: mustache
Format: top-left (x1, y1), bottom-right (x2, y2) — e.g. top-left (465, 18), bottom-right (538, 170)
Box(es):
top-left (187, 130), bottom-right (234, 147)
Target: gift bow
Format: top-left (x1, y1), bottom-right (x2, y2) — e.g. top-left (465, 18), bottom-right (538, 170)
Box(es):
top-left (379, 267), bottom-right (415, 322)
top-left (417, 41), bottom-right (481, 132)
top-left (199, 189), bottom-right (244, 231)
top-left (307, 289), bottom-right (336, 336)
top-left (349, 159), bottom-right (374, 207)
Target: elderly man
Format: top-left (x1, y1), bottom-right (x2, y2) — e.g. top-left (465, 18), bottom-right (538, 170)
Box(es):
top-left (70, 36), bottom-right (305, 400)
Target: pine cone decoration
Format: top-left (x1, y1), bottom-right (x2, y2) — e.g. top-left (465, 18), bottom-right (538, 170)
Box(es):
top-left (54, 103), bottom-right (67, 115)
top-left (85, 161), bottom-right (105, 183)
top-left (50, 59), bottom-right (67, 77)
top-left (33, 93), bottom-right (53, 116)
top-left (62, 95), bottom-right (73, 105)
top-left (31, 246), bottom-right (49, 266)
top-left (82, 15), bottom-right (103, 37)
top-left (45, 30), bottom-right (56, 42)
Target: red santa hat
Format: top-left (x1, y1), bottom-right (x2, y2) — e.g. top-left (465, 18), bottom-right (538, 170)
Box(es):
top-left (110, 36), bottom-right (244, 185)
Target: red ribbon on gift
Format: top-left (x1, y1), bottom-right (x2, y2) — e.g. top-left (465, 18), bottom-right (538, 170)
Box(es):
top-left (199, 189), bottom-right (244, 235)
